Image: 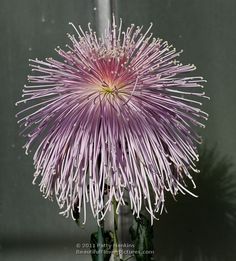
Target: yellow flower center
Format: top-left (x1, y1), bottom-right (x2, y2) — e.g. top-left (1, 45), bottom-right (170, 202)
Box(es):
top-left (99, 81), bottom-right (116, 95)
top-left (101, 86), bottom-right (114, 94)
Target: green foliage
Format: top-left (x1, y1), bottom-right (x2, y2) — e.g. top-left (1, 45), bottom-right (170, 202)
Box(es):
top-left (155, 147), bottom-right (236, 261)
top-left (129, 214), bottom-right (154, 261)
top-left (90, 228), bottom-right (114, 261)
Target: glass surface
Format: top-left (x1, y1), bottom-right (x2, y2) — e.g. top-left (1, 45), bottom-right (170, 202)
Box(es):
top-left (1, 0), bottom-right (236, 260)
top-left (1, 1), bottom-right (97, 260)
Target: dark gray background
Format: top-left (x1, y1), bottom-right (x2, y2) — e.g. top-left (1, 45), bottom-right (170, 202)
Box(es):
top-left (1, 0), bottom-right (236, 260)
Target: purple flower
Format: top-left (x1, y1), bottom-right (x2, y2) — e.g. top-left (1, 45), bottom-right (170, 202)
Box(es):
top-left (16, 18), bottom-right (208, 223)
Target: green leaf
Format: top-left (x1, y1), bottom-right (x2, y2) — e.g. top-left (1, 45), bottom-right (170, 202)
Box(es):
top-left (129, 214), bottom-right (154, 261)
top-left (90, 228), bottom-right (114, 261)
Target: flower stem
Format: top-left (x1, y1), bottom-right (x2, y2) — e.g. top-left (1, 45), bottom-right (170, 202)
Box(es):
top-left (113, 199), bottom-right (120, 260)
top-left (97, 221), bottom-right (104, 261)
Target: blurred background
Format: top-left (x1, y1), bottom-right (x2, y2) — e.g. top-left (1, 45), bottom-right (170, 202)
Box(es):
top-left (1, 0), bottom-right (236, 260)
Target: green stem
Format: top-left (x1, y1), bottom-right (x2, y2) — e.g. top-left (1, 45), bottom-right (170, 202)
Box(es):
top-left (97, 221), bottom-right (104, 261)
top-left (113, 199), bottom-right (120, 261)
top-left (124, 256), bottom-right (134, 261)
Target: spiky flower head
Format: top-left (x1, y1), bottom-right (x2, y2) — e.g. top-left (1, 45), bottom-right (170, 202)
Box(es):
top-left (16, 18), bottom-right (208, 224)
